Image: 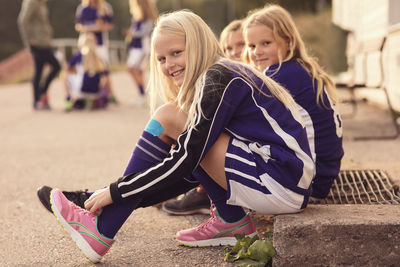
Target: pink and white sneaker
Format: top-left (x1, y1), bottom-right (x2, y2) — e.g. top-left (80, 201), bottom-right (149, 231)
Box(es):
top-left (176, 208), bottom-right (257, 247)
top-left (50, 189), bottom-right (114, 263)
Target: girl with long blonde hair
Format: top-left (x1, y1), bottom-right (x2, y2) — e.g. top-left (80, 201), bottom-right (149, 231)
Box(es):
top-left (161, 18), bottom-right (246, 216)
top-left (243, 4), bottom-right (344, 198)
top-left (41, 10), bottom-right (315, 263)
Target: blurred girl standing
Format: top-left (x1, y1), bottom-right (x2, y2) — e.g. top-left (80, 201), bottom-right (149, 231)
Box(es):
top-left (75, 0), bottom-right (117, 104)
top-left (125, 0), bottom-right (158, 107)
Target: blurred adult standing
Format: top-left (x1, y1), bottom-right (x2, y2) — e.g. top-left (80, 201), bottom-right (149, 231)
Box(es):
top-left (18, 0), bottom-right (61, 110)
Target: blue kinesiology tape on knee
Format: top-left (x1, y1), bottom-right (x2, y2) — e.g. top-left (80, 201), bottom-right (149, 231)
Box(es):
top-left (144, 119), bottom-right (164, 137)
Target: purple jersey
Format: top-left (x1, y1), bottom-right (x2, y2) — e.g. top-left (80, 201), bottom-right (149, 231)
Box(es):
top-left (75, 3), bottom-right (113, 46)
top-left (110, 60), bottom-right (315, 203)
top-left (265, 60), bottom-right (344, 198)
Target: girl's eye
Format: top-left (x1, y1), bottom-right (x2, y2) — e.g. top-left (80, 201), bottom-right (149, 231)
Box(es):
top-left (173, 51), bottom-right (182, 56)
top-left (263, 41), bottom-right (271, 46)
top-left (226, 46), bottom-right (233, 51)
top-left (248, 44), bottom-right (255, 49)
top-left (158, 57), bottom-right (166, 63)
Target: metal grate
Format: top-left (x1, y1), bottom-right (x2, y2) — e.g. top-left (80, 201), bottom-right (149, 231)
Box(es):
top-left (310, 169), bottom-right (400, 205)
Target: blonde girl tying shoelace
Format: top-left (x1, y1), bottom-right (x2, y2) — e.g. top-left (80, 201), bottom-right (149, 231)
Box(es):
top-left (42, 10), bottom-right (315, 263)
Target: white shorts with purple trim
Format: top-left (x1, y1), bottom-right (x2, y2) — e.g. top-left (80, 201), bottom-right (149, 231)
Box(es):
top-left (225, 137), bottom-right (305, 215)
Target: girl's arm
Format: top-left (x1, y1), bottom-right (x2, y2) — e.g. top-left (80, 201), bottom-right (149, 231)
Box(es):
top-left (75, 4), bottom-right (113, 33)
top-left (100, 2), bottom-right (114, 32)
top-left (75, 22), bottom-right (111, 33)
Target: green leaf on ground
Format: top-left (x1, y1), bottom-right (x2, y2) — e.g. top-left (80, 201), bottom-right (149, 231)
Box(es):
top-left (248, 240), bottom-right (275, 262)
top-left (225, 231), bottom-right (275, 266)
top-left (235, 258), bottom-right (266, 267)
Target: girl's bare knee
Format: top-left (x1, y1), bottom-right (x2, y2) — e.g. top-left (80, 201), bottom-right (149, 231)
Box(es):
top-left (151, 103), bottom-right (187, 142)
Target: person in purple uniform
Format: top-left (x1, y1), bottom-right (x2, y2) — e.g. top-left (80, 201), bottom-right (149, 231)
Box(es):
top-left (243, 4), bottom-right (344, 199)
top-left (64, 33), bottom-right (107, 111)
top-left (38, 10), bottom-right (315, 263)
top-left (125, 0), bottom-right (158, 107)
top-left (75, 0), bottom-right (117, 104)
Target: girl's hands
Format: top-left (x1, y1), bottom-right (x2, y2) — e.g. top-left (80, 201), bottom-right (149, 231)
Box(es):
top-left (84, 187), bottom-right (113, 215)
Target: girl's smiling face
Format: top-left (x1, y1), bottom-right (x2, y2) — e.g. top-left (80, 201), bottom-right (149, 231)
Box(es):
top-left (245, 24), bottom-right (288, 71)
top-left (154, 34), bottom-right (186, 87)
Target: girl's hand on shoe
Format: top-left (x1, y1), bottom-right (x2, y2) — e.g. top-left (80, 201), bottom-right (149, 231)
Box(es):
top-left (84, 187), bottom-right (113, 215)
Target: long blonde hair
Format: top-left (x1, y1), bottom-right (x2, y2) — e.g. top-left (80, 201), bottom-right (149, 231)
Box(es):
top-left (149, 10), bottom-right (300, 128)
top-left (129, 0), bottom-right (158, 21)
top-left (81, 0), bottom-right (107, 16)
top-left (78, 33), bottom-right (105, 75)
top-left (243, 4), bottom-right (337, 105)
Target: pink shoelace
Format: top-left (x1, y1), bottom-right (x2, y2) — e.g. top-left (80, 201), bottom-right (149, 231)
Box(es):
top-left (67, 200), bottom-right (95, 224)
top-left (196, 202), bottom-right (218, 232)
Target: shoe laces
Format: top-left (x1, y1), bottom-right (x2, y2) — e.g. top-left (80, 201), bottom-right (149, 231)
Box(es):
top-left (68, 200), bottom-right (95, 223)
top-left (197, 214), bottom-right (219, 232)
top-left (195, 204), bottom-right (223, 232)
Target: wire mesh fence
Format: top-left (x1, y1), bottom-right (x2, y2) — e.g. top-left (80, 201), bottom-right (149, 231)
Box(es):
top-left (310, 169), bottom-right (400, 205)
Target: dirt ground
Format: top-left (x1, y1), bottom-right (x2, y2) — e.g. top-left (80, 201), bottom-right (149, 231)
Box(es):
top-left (1, 72), bottom-right (399, 266)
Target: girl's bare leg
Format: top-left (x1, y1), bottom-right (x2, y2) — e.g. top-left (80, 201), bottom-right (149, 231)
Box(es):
top-left (200, 133), bottom-right (229, 190)
top-left (128, 67), bottom-right (144, 86)
top-left (151, 102), bottom-right (188, 145)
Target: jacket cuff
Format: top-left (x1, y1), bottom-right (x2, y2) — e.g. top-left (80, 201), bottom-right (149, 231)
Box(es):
top-left (109, 180), bottom-right (123, 204)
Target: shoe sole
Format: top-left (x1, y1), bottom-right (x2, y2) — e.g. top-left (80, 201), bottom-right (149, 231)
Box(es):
top-left (162, 205), bottom-right (210, 215)
top-left (50, 189), bottom-right (102, 263)
top-left (176, 232), bottom-right (257, 247)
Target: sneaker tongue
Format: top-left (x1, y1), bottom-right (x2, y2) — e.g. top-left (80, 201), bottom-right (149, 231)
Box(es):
top-left (64, 192), bottom-right (78, 202)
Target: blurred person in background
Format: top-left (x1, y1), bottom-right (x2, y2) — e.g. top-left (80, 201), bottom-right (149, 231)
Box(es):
top-left (18, 0), bottom-right (61, 110)
top-left (63, 33), bottom-right (108, 112)
top-left (219, 19), bottom-right (245, 62)
top-left (124, 0), bottom-right (158, 107)
top-left (75, 0), bottom-right (118, 104)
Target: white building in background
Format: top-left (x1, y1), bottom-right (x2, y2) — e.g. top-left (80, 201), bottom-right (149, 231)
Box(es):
top-left (332, 0), bottom-right (400, 111)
